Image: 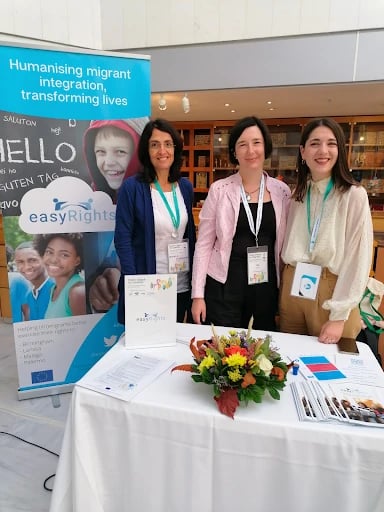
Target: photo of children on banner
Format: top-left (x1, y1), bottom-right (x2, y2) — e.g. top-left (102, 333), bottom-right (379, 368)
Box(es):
top-left (82, 232), bottom-right (120, 314)
top-left (13, 241), bottom-right (54, 321)
top-left (83, 117), bottom-right (148, 313)
top-left (83, 117), bottom-right (149, 203)
top-left (7, 243), bottom-right (31, 323)
top-left (33, 233), bottom-right (86, 318)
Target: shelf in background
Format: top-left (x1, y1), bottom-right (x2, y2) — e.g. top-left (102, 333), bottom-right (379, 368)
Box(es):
top-left (175, 117), bottom-right (384, 208)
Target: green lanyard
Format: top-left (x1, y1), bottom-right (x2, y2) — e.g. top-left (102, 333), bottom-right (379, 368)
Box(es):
top-left (306, 178), bottom-right (333, 253)
top-left (153, 179), bottom-right (180, 237)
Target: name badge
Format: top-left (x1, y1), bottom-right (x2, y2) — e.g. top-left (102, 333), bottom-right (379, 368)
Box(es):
top-left (247, 245), bottom-right (268, 285)
top-left (168, 239), bottom-right (189, 274)
top-left (291, 262), bottom-right (321, 300)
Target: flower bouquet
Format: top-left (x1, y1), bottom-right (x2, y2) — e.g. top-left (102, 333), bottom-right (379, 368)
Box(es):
top-left (173, 320), bottom-right (289, 418)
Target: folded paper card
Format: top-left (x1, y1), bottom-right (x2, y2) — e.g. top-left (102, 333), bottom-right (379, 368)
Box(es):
top-left (124, 274), bottom-right (177, 349)
top-left (298, 355), bottom-right (347, 381)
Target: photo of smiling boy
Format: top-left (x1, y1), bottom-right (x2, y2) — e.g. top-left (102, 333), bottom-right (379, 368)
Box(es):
top-left (34, 233), bottom-right (86, 318)
top-left (13, 241), bottom-right (54, 321)
top-left (83, 118), bottom-right (148, 203)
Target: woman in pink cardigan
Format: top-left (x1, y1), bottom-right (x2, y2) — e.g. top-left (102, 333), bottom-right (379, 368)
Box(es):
top-left (191, 116), bottom-right (291, 330)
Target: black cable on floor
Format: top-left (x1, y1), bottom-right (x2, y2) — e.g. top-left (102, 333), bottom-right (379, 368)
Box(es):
top-left (0, 430), bottom-right (58, 491)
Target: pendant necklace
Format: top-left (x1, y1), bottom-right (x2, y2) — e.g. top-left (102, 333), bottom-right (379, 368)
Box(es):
top-left (244, 187), bottom-right (260, 202)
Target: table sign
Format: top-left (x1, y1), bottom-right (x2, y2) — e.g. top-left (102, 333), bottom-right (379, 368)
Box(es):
top-left (124, 274), bottom-right (177, 349)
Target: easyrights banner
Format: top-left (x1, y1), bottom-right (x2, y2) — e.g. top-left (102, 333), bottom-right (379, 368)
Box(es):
top-left (0, 43), bottom-right (150, 399)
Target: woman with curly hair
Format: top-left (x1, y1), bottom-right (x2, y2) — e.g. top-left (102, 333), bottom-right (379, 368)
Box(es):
top-left (34, 233), bottom-right (86, 318)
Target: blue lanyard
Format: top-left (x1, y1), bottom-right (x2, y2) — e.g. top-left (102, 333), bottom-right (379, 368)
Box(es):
top-left (153, 179), bottom-right (180, 233)
top-left (306, 178), bottom-right (334, 252)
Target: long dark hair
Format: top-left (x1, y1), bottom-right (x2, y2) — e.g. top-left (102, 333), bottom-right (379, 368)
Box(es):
top-left (228, 116), bottom-right (273, 165)
top-left (137, 118), bottom-right (183, 183)
top-left (293, 117), bottom-right (357, 202)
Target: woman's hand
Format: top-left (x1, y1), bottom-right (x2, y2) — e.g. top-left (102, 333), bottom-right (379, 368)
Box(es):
top-left (318, 320), bottom-right (345, 344)
top-left (192, 298), bottom-right (206, 324)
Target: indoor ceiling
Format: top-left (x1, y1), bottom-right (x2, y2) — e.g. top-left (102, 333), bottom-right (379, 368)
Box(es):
top-left (151, 82), bottom-right (384, 123)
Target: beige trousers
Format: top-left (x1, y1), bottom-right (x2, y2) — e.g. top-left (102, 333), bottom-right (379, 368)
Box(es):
top-left (279, 264), bottom-right (361, 338)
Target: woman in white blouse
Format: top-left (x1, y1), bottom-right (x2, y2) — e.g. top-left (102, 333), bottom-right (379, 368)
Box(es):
top-left (279, 117), bottom-right (373, 343)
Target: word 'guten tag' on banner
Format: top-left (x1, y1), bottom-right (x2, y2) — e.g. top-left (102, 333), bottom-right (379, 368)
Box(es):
top-left (0, 42), bottom-right (150, 400)
top-left (0, 43), bottom-right (151, 120)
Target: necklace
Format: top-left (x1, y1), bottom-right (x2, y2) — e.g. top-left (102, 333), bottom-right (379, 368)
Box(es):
top-left (244, 187), bottom-right (260, 202)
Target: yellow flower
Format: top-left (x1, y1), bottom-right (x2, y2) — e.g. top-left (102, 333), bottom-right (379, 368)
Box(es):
top-left (198, 354), bottom-right (215, 372)
top-left (228, 368), bottom-right (243, 382)
top-left (224, 353), bottom-right (247, 367)
top-left (256, 353), bottom-right (273, 376)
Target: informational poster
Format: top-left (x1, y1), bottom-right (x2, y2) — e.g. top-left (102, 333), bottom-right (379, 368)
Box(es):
top-left (0, 42), bottom-right (150, 398)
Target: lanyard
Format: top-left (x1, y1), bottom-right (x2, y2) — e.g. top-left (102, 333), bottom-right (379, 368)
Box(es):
top-left (153, 179), bottom-right (180, 235)
top-left (306, 178), bottom-right (333, 253)
top-left (240, 173), bottom-right (265, 246)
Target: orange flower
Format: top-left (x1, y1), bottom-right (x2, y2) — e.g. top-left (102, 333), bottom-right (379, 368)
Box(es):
top-left (271, 366), bottom-right (285, 381)
top-left (224, 345), bottom-right (248, 357)
top-left (241, 371), bottom-right (256, 388)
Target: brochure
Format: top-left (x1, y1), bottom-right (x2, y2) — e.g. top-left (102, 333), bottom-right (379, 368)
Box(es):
top-left (77, 351), bottom-right (174, 402)
top-left (291, 380), bottom-right (384, 427)
top-left (124, 274), bottom-right (177, 349)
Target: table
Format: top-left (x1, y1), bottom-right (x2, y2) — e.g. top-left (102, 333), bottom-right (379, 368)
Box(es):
top-left (49, 324), bottom-right (384, 512)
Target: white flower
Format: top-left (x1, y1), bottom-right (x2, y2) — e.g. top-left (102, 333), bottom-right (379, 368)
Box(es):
top-left (256, 354), bottom-right (273, 376)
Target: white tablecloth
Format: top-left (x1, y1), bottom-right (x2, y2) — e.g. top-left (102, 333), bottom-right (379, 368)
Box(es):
top-left (50, 324), bottom-right (384, 512)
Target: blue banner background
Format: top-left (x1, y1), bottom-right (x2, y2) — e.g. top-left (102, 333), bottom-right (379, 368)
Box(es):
top-left (0, 45), bottom-right (150, 120)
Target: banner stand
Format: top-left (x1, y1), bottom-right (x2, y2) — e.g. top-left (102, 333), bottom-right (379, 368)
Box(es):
top-left (0, 42), bottom-right (150, 399)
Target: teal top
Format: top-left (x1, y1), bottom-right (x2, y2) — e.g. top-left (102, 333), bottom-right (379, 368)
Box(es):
top-left (44, 273), bottom-right (84, 319)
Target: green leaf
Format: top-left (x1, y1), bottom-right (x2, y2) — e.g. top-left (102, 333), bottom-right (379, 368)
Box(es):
top-left (268, 387), bottom-right (281, 400)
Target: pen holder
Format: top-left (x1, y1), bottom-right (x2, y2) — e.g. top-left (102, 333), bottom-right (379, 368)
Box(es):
top-left (292, 363), bottom-right (300, 376)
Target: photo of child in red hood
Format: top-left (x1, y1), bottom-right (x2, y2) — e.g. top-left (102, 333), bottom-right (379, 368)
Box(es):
top-left (83, 117), bottom-right (149, 203)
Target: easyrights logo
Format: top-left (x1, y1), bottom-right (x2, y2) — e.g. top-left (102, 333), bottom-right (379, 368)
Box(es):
top-left (19, 176), bottom-right (116, 234)
top-left (28, 197), bottom-right (115, 226)
top-left (136, 312), bottom-right (166, 323)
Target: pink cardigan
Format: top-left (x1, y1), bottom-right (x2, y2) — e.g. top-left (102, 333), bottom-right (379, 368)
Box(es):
top-left (192, 172), bottom-right (291, 298)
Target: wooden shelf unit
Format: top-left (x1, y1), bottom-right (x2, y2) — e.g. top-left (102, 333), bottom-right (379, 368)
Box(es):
top-left (175, 116), bottom-right (384, 208)
top-left (174, 122), bottom-right (214, 207)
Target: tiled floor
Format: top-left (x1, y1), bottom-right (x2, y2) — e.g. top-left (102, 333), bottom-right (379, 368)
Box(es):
top-left (0, 319), bottom-right (71, 512)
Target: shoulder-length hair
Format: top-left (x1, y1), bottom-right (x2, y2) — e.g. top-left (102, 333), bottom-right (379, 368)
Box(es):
top-left (33, 233), bottom-right (84, 272)
top-left (293, 117), bottom-right (357, 202)
top-left (137, 118), bottom-right (183, 183)
top-left (228, 116), bottom-right (273, 165)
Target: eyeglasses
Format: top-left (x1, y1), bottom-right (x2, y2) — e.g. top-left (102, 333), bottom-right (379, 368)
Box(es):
top-left (149, 141), bottom-right (175, 151)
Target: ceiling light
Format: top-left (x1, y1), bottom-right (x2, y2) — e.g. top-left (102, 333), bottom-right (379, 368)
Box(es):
top-left (158, 95), bottom-right (167, 111)
top-left (231, 109), bottom-right (236, 113)
top-left (267, 100), bottom-right (272, 105)
top-left (182, 93), bottom-right (190, 113)
top-left (224, 103), bottom-right (230, 107)
top-left (269, 107), bottom-right (275, 111)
